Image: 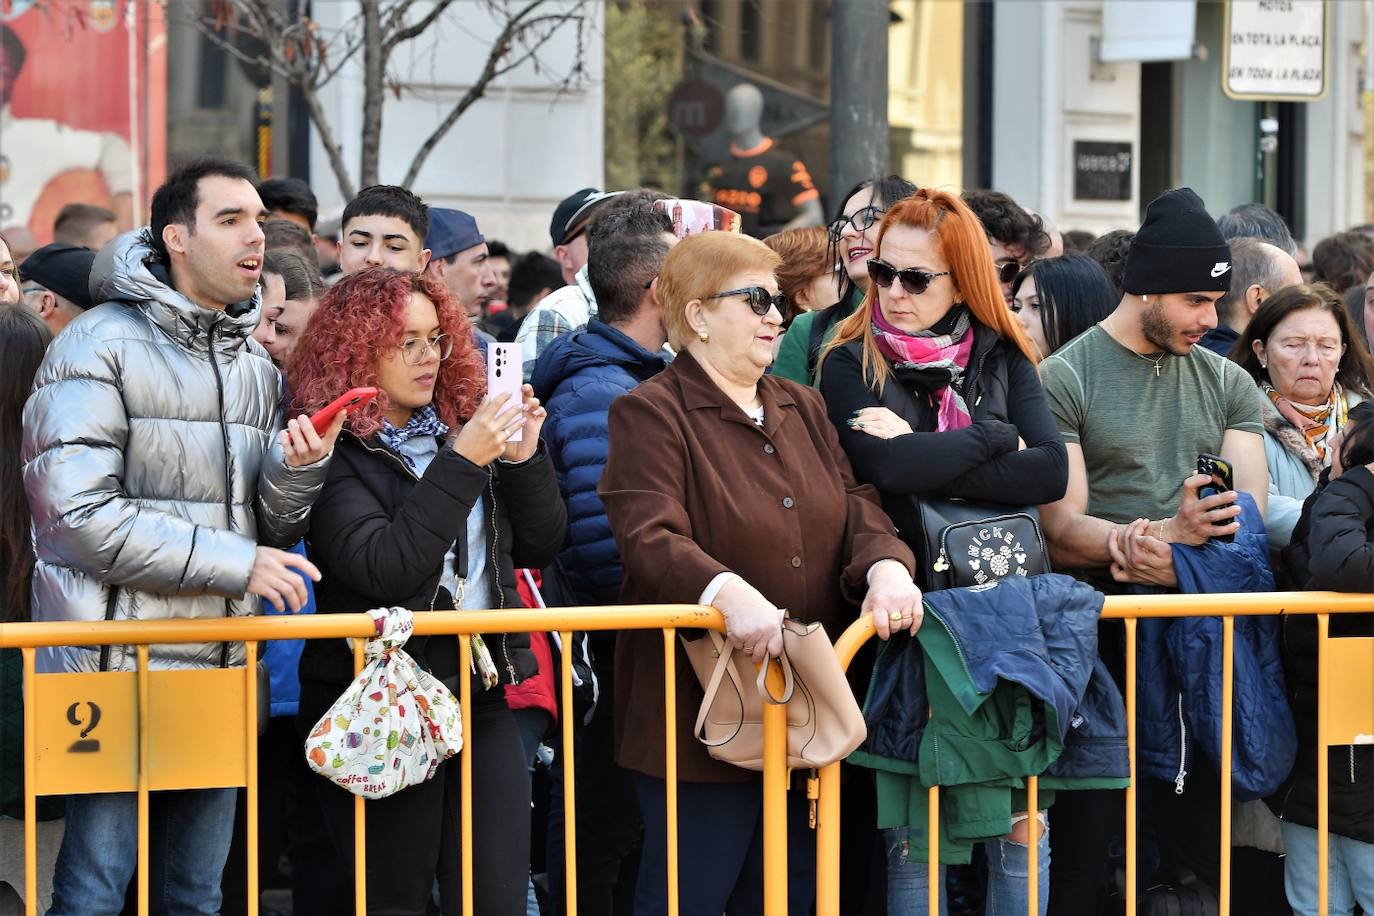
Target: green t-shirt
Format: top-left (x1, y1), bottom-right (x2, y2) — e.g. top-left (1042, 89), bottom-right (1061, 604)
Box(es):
top-left (1040, 325), bottom-right (1264, 524)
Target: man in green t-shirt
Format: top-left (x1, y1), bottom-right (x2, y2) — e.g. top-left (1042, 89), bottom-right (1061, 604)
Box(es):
top-left (1038, 187), bottom-right (1269, 907)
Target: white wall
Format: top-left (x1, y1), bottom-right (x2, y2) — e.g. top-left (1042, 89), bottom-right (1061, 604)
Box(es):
top-left (310, 1), bottom-right (604, 253)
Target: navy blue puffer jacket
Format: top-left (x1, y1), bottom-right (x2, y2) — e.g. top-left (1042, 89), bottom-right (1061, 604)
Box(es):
top-left (531, 320), bottom-right (670, 604)
top-left (1134, 492), bottom-right (1297, 800)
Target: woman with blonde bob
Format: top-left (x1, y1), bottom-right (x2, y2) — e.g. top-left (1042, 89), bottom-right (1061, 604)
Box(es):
top-left (819, 189), bottom-right (1068, 915)
top-left (598, 231), bottom-right (922, 915)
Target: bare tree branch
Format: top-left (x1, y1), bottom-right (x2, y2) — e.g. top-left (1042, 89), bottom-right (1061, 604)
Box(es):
top-left (400, 1), bottom-right (587, 188)
top-left (382, 0), bottom-right (460, 55)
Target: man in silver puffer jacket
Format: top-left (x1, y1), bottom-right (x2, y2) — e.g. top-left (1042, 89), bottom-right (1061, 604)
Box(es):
top-left (22, 159), bottom-right (344, 916)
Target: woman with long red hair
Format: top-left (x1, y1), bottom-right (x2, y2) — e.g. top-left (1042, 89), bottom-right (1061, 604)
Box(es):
top-left (818, 188), bottom-right (1068, 914)
top-left (287, 267), bottom-right (566, 915)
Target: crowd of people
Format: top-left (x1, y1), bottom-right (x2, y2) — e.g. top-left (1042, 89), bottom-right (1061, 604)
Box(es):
top-left (1, 156), bottom-right (1373, 916)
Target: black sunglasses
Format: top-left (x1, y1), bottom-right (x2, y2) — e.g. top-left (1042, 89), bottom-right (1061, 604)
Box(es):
top-left (827, 205), bottom-right (885, 242)
top-left (995, 260), bottom-right (1021, 285)
top-left (866, 258), bottom-right (950, 296)
top-left (705, 286), bottom-right (788, 317)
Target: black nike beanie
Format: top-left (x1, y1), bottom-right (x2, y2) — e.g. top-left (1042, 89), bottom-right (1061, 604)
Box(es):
top-left (1122, 187), bottom-right (1232, 295)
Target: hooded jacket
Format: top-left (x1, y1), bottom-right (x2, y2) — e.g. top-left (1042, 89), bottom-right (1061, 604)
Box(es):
top-left (21, 230), bottom-right (328, 674)
top-left (850, 574), bottom-right (1130, 862)
top-left (531, 319), bottom-right (670, 606)
top-left (1271, 467), bottom-right (1374, 843)
top-left (1133, 492), bottom-right (1297, 800)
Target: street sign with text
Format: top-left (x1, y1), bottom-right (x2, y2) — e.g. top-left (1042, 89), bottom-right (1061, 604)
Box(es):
top-left (1223, 0), bottom-right (1328, 101)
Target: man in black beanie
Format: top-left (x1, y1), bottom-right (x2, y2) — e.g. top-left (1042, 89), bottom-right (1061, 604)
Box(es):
top-left (1035, 188), bottom-right (1271, 910)
top-left (19, 243), bottom-right (96, 337)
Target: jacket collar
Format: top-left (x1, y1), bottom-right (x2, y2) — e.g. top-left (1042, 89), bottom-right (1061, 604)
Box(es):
top-left (671, 349), bottom-right (797, 436)
top-left (89, 230), bottom-right (261, 354)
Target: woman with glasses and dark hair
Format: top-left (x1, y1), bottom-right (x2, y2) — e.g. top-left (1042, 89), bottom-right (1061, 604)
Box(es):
top-left (599, 231), bottom-right (921, 915)
top-left (773, 175), bottom-right (917, 385)
top-left (818, 189), bottom-right (1068, 914)
top-left (286, 267), bottom-right (566, 915)
top-left (1010, 254), bottom-right (1119, 358)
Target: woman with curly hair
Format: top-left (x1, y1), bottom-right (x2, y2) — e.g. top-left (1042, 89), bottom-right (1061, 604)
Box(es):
top-left (288, 267), bottom-right (566, 915)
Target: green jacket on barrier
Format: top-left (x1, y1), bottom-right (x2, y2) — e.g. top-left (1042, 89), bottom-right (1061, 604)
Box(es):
top-left (849, 576), bottom-right (1131, 864)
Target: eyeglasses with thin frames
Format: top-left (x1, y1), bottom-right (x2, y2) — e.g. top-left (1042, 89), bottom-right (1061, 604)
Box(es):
top-left (827, 205), bottom-right (885, 242)
top-left (704, 286), bottom-right (788, 317)
top-left (398, 333), bottom-right (454, 366)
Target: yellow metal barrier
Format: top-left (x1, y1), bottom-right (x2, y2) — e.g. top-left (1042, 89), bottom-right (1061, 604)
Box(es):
top-left (4, 592), bottom-right (1372, 916)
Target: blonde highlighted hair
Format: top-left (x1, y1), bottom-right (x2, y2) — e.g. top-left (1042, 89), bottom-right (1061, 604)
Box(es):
top-left (819, 188), bottom-right (1038, 394)
top-left (659, 231), bottom-right (782, 352)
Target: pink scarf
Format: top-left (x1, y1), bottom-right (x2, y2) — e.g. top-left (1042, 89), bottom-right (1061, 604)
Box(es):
top-left (871, 307), bottom-right (974, 431)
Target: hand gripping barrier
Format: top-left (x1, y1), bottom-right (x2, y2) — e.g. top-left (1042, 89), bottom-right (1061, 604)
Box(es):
top-left (2, 592), bottom-right (1371, 916)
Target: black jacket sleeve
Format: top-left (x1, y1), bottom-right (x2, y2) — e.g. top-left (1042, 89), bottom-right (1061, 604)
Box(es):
top-left (819, 341), bottom-right (1019, 496)
top-left (1305, 466), bottom-right (1374, 591)
top-left (308, 444), bottom-right (489, 604)
top-left (939, 349), bottom-right (1069, 505)
top-left (493, 445), bottom-right (567, 571)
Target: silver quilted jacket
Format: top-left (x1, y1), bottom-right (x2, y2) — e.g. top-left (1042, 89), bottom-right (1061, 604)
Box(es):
top-left (22, 231), bottom-right (329, 674)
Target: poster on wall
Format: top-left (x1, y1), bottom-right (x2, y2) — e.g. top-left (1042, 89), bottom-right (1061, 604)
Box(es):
top-left (0, 0), bottom-right (166, 246)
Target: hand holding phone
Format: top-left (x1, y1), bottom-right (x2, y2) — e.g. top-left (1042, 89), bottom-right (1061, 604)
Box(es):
top-left (308, 387), bottom-right (379, 435)
top-left (486, 344), bottom-right (523, 442)
top-left (1191, 453), bottom-right (1239, 544)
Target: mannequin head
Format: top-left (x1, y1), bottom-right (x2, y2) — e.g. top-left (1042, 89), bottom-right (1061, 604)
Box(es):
top-left (724, 83), bottom-right (765, 146)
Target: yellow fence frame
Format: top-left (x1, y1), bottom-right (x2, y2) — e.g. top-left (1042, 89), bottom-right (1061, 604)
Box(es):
top-left (3, 591), bottom-right (1372, 916)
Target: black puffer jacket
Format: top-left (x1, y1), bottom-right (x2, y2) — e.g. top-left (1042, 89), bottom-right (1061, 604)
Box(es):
top-left (297, 431), bottom-right (566, 693)
top-left (1272, 466), bottom-right (1374, 843)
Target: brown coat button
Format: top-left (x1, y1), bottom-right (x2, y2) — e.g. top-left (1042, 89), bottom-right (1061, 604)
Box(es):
top-left (782, 497), bottom-right (794, 508)
top-left (790, 556), bottom-right (802, 568)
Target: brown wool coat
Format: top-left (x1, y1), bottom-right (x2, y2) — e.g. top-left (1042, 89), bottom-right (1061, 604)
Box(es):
top-left (598, 350), bottom-right (916, 783)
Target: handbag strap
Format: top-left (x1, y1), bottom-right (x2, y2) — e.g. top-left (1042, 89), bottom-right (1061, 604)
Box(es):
top-left (691, 630), bottom-right (799, 748)
top-left (756, 653), bottom-right (795, 705)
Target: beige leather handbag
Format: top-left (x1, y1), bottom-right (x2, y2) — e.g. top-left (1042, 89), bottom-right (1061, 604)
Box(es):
top-left (680, 617), bottom-right (866, 771)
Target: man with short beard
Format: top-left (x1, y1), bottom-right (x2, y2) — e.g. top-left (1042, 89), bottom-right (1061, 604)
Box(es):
top-left (1036, 187), bottom-right (1271, 912)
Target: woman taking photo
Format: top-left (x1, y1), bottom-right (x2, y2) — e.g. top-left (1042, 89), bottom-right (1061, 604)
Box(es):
top-left (818, 189), bottom-right (1068, 914)
top-left (1229, 283), bottom-right (1374, 551)
top-left (288, 268), bottom-right (566, 916)
top-left (599, 231), bottom-right (921, 915)
top-left (1010, 253), bottom-right (1118, 359)
top-left (773, 175), bottom-right (916, 385)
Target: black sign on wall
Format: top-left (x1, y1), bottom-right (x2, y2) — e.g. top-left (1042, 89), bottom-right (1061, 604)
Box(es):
top-left (1073, 141), bottom-right (1133, 202)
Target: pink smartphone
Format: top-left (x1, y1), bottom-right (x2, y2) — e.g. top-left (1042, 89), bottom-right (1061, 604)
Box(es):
top-left (486, 343), bottom-right (523, 442)
top-left (308, 387), bottom-right (378, 434)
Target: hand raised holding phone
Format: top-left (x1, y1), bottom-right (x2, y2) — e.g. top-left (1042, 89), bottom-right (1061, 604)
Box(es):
top-left (449, 386), bottom-right (546, 467)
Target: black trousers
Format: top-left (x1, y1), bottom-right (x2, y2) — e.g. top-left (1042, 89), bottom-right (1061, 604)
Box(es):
top-left (303, 683), bottom-right (530, 916)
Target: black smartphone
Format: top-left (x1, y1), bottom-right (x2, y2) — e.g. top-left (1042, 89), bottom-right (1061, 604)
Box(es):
top-left (1196, 453), bottom-right (1236, 543)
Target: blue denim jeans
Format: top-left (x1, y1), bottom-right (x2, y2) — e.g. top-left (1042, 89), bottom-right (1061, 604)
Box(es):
top-left (47, 788), bottom-right (237, 916)
top-left (885, 822), bottom-right (1051, 916)
top-left (1280, 820), bottom-right (1374, 916)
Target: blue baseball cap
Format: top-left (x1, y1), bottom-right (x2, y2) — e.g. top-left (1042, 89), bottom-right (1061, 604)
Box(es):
top-left (425, 208), bottom-right (485, 260)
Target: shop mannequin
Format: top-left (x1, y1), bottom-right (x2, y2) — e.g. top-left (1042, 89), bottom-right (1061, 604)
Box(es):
top-left (703, 83), bottom-right (824, 238)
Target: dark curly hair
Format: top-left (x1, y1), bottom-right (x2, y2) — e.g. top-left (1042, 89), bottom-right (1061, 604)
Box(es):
top-left (960, 189), bottom-right (1051, 258)
top-left (286, 267), bottom-right (483, 439)
top-left (1086, 229), bottom-right (1135, 302)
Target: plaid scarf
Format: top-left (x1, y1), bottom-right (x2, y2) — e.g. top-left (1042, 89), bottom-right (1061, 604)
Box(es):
top-left (378, 405), bottom-right (449, 469)
top-left (871, 306), bottom-right (975, 431)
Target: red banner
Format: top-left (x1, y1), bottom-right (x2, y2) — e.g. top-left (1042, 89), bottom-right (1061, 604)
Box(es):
top-left (0, 0), bottom-right (166, 244)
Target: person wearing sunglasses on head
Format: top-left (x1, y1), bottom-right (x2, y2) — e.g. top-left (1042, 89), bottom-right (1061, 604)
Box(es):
top-left (773, 175), bottom-right (917, 386)
top-left (816, 190), bottom-right (1069, 913)
top-left (598, 230), bottom-right (921, 916)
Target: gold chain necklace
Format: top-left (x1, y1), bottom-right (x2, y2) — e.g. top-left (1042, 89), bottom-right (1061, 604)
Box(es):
top-left (1127, 347), bottom-right (1169, 377)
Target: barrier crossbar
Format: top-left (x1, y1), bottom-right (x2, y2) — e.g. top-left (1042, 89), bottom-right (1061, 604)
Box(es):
top-left (3, 592), bottom-right (1372, 916)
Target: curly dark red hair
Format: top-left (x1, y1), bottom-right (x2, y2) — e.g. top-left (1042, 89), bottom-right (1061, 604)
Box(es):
top-left (286, 267), bottom-right (483, 438)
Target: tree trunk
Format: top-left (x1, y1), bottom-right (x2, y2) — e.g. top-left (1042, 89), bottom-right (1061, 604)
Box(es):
top-left (359, 0), bottom-right (385, 188)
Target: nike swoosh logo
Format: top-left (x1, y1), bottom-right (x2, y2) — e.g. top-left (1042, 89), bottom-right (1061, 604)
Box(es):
top-left (1211, 263), bottom-right (1231, 277)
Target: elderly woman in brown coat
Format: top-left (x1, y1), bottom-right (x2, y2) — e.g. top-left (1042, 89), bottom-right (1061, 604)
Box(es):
top-left (598, 231), bottom-right (921, 916)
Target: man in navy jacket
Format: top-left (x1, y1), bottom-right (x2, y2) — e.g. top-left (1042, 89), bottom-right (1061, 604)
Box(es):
top-left (532, 227), bottom-right (673, 915)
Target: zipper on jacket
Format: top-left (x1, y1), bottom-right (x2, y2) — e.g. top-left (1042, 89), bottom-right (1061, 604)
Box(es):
top-left (488, 474), bottom-right (517, 683)
top-left (206, 323), bottom-right (236, 667)
top-left (1350, 745), bottom-right (1356, 784)
top-left (1174, 693), bottom-right (1189, 795)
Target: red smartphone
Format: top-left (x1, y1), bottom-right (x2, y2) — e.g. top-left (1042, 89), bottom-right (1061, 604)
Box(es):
top-left (308, 387), bottom-right (378, 434)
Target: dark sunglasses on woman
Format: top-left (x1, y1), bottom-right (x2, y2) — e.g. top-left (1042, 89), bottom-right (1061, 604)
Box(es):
top-left (995, 260), bottom-right (1021, 285)
top-left (866, 258), bottom-right (950, 296)
top-left (705, 286), bottom-right (789, 317)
